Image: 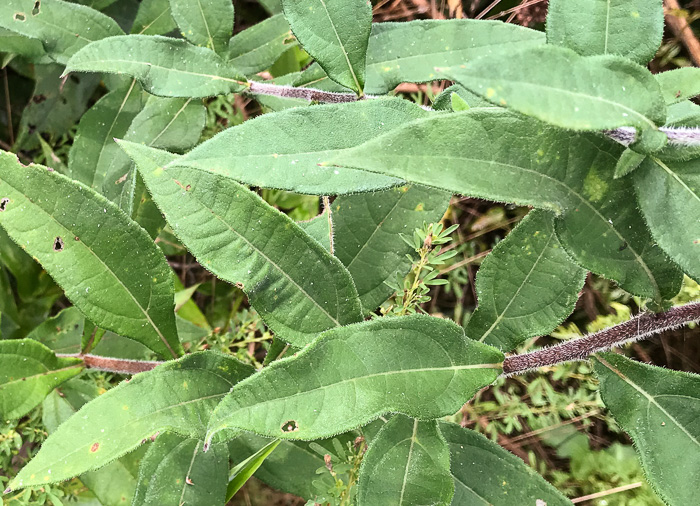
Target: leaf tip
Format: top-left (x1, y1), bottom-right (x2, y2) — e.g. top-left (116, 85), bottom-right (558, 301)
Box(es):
top-left (3, 487), bottom-right (11, 495)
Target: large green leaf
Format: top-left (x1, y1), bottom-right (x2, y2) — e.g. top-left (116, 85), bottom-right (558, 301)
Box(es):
top-left (68, 80), bottom-right (144, 190)
top-left (331, 109), bottom-right (682, 300)
top-left (357, 415), bottom-right (453, 506)
top-left (120, 141), bottom-right (364, 346)
top-left (8, 352), bottom-right (253, 491)
top-left (546, 0), bottom-right (663, 65)
top-left (440, 45), bottom-right (666, 131)
top-left (439, 422), bottom-right (573, 505)
top-left (0, 339), bottom-right (83, 419)
top-left (0, 152), bottom-right (182, 358)
top-left (64, 35), bottom-right (247, 98)
top-left (635, 157), bottom-right (700, 282)
top-left (333, 185), bottom-right (451, 313)
top-left (168, 98), bottom-right (426, 195)
top-left (132, 433), bottom-right (228, 505)
top-left (593, 353), bottom-right (700, 506)
top-left (0, 0), bottom-right (124, 64)
top-left (0, 27), bottom-right (51, 63)
top-left (466, 209), bottom-right (586, 351)
top-left (130, 0), bottom-right (177, 36)
top-left (169, 0), bottom-right (232, 53)
top-left (228, 14), bottom-right (296, 75)
top-left (282, 0), bottom-right (371, 94)
top-left (206, 315), bottom-right (503, 443)
top-left (656, 68), bottom-right (700, 105)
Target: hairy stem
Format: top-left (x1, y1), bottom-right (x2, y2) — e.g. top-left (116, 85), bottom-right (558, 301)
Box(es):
top-left (502, 302), bottom-right (700, 376)
top-left (56, 353), bottom-right (161, 374)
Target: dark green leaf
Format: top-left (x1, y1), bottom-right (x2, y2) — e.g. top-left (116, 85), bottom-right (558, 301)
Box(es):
top-left (297, 211), bottom-right (332, 251)
top-left (228, 14), bottom-right (296, 75)
top-left (130, 0), bottom-right (177, 36)
top-left (226, 439), bottom-right (280, 502)
top-left (0, 27), bottom-right (51, 63)
top-left (169, 0), bottom-right (233, 53)
top-left (614, 148), bottom-right (646, 179)
top-left (656, 67), bottom-right (700, 105)
top-left (27, 306), bottom-right (84, 354)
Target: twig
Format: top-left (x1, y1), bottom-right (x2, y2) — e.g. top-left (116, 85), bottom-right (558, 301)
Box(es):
top-left (571, 482), bottom-right (643, 504)
top-left (664, 0), bottom-right (700, 67)
top-left (502, 302), bottom-right (700, 376)
top-left (247, 81), bottom-right (361, 103)
top-left (3, 67), bottom-right (13, 146)
top-left (56, 353), bottom-right (161, 374)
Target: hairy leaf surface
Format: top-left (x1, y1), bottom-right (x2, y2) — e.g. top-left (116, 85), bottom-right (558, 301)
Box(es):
top-left (206, 316), bottom-right (503, 443)
top-left (593, 353), bottom-right (700, 506)
top-left (357, 415), bottom-right (453, 506)
top-left (9, 352), bottom-right (253, 490)
top-left (228, 14), bottom-right (296, 75)
top-left (0, 152), bottom-right (182, 358)
top-left (169, 0), bottom-right (233, 53)
top-left (121, 141), bottom-right (363, 346)
top-left (466, 210), bottom-right (586, 351)
top-left (656, 67), bottom-right (700, 105)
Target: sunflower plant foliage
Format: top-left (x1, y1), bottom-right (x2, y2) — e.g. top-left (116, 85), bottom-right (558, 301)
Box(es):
top-left (0, 0), bottom-right (699, 505)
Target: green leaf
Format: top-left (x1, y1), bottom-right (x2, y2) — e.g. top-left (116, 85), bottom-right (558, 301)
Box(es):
top-left (27, 307), bottom-right (85, 354)
top-left (171, 98), bottom-right (427, 195)
top-left (8, 351), bottom-right (253, 491)
top-left (656, 67), bottom-right (700, 105)
top-left (226, 439), bottom-right (280, 502)
top-left (0, 152), bottom-right (183, 359)
top-left (466, 209), bottom-right (586, 351)
top-left (119, 141), bottom-right (363, 346)
top-left (64, 35), bottom-right (247, 98)
top-left (357, 415), bottom-right (453, 506)
top-left (655, 101), bottom-right (700, 162)
top-left (0, 27), bottom-right (51, 63)
top-left (635, 157), bottom-right (700, 282)
top-left (546, 0), bottom-right (663, 65)
top-left (592, 352), bottom-right (700, 506)
top-left (440, 45), bottom-right (666, 131)
top-left (439, 422), bottom-right (573, 505)
top-left (68, 79), bottom-right (144, 191)
top-left (298, 211), bottom-right (332, 251)
top-left (614, 148), bottom-right (646, 179)
top-left (228, 14), bottom-right (296, 75)
top-left (130, 0), bottom-right (177, 36)
top-left (282, 0), bottom-right (371, 94)
top-left (0, 0), bottom-right (124, 64)
top-left (333, 185), bottom-right (451, 313)
top-left (133, 433), bottom-right (229, 505)
top-left (206, 315), bottom-right (503, 443)
top-left (331, 109), bottom-right (682, 300)
top-left (169, 0), bottom-right (233, 53)
top-left (0, 339), bottom-right (83, 420)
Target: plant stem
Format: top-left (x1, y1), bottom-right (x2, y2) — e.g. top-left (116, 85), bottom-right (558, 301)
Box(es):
top-left (502, 302), bottom-right (700, 376)
top-left (56, 353), bottom-right (161, 374)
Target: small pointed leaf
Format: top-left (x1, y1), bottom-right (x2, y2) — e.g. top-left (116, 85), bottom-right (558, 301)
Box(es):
top-left (226, 439), bottom-right (281, 502)
top-left (614, 148), bottom-right (646, 179)
top-left (656, 67), bottom-right (700, 105)
top-left (169, 0), bottom-right (233, 53)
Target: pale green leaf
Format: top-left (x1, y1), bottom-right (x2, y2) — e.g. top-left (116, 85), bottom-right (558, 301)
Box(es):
top-left (0, 339), bottom-right (83, 419)
top-left (228, 14), bottom-right (297, 75)
top-left (0, 27), bottom-right (51, 63)
top-left (546, 0), bottom-right (663, 64)
top-left (226, 439), bottom-right (280, 502)
top-left (0, 152), bottom-right (182, 359)
top-left (170, 98), bottom-right (426, 195)
top-left (635, 157), bottom-right (700, 282)
top-left (333, 185), bottom-right (451, 313)
top-left (119, 141), bottom-right (364, 346)
top-left (8, 351), bottom-right (253, 491)
top-left (466, 209), bottom-right (586, 351)
top-left (331, 109), bottom-right (682, 300)
top-left (169, 0), bottom-right (233, 53)
top-left (133, 433), bottom-right (228, 505)
top-left (440, 45), bottom-right (666, 131)
top-left (68, 79), bottom-right (144, 190)
top-left (357, 415), bottom-right (453, 506)
top-left (656, 67), bottom-right (700, 105)
top-left (593, 353), bottom-right (700, 506)
top-left (0, 0), bottom-right (124, 64)
top-left (439, 422), bottom-right (573, 505)
top-left (130, 0), bottom-right (177, 36)
top-left (206, 315), bottom-right (503, 443)
top-left (282, 0), bottom-right (371, 94)
top-left (64, 35), bottom-right (248, 98)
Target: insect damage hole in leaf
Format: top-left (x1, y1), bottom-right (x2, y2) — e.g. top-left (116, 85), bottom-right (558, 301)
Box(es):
top-left (281, 420), bottom-right (299, 433)
top-left (53, 236), bottom-right (64, 251)
top-left (13, 12), bottom-right (26, 21)
top-left (32, 1), bottom-right (40, 16)
top-left (0, 198), bottom-right (9, 211)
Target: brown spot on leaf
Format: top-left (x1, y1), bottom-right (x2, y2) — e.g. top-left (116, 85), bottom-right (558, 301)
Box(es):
top-left (74, 236), bottom-right (80, 241)
top-left (185, 476), bottom-right (194, 486)
top-left (32, 94), bottom-right (46, 104)
top-left (281, 420), bottom-right (299, 433)
top-left (90, 442), bottom-right (99, 452)
top-left (0, 198), bottom-right (9, 211)
top-left (53, 236), bottom-right (64, 251)
top-left (150, 431), bottom-right (160, 442)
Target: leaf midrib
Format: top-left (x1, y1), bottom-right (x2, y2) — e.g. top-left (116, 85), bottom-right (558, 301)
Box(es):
top-left (316, 0), bottom-right (362, 93)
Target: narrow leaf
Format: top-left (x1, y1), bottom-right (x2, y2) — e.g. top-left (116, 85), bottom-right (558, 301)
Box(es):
top-left (228, 14), bottom-right (296, 75)
top-left (440, 45), bottom-right (666, 131)
top-left (635, 157), bottom-right (700, 282)
top-left (357, 415), bottom-right (453, 506)
top-left (133, 433), bottom-right (228, 505)
top-left (0, 152), bottom-right (182, 358)
top-left (282, 0), bottom-right (371, 94)
top-left (439, 422), bottom-right (573, 505)
top-left (331, 109), bottom-right (682, 300)
top-left (171, 98), bottom-right (426, 195)
top-left (206, 315), bottom-right (503, 443)
top-left (593, 353), bottom-right (700, 506)
top-left (0, 0), bottom-right (124, 64)
top-left (169, 0), bottom-right (233, 53)
top-left (333, 185), bottom-right (451, 313)
top-left (656, 67), bottom-right (700, 105)
top-left (119, 141), bottom-right (364, 346)
top-left (226, 439), bottom-right (280, 501)
top-left (466, 210), bottom-right (586, 351)
top-left (64, 35), bottom-right (247, 98)
top-left (0, 339), bottom-right (83, 419)
top-left (546, 0), bottom-right (663, 65)
top-left (8, 352), bottom-right (253, 491)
